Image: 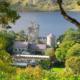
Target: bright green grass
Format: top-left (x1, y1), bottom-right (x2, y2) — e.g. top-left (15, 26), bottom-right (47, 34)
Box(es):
top-left (51, 68), bottom-right (64, 72)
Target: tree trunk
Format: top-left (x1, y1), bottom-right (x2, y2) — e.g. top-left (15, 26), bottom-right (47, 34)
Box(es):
top-left (57, 0), bottom-right (80, 29)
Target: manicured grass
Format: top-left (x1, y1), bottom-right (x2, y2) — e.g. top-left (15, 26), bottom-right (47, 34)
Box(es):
top-left (51, 68), bottom-right (64, 72)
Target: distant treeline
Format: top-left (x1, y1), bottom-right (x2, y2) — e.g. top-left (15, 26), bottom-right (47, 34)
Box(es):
top-left (8, 0), bottom-right (80, 12)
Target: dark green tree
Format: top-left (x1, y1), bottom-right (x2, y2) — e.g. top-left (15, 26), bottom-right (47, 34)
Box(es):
top-left (0, 31), bottom-right (16, 50)
top-left (0, 0), bottom-right (20, 29)
top-left (16, 30), bottom-right (28, 41)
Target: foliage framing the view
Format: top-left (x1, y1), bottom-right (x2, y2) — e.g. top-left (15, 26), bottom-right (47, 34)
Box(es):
top-left (0, 0), bottom-right (20, 29)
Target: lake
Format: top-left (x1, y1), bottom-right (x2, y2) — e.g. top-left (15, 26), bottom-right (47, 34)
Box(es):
top-left (12, 11), bottom-right (80, 37)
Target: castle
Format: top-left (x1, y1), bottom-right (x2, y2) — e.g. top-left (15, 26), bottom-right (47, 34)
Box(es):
top-left (12, 21), bottom-right (56, 66)
top-left (13, 21), bottom-right (56, 55)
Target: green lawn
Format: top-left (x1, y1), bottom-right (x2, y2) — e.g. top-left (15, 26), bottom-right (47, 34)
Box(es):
top-left (51, 68), bottom-right (64, 72)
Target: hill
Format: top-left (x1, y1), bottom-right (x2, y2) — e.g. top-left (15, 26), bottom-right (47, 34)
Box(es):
top-left (9, 0), bottom-right (80, 12)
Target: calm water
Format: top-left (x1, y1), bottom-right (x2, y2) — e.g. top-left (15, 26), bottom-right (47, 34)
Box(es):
top-left (12, 11), bottom-right (80, 37)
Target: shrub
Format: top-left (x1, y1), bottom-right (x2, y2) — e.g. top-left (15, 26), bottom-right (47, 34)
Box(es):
top-left (65, 56), bottom-right (80, 75)
top-left (0, 71), bottom-right (9, 80)
top-left (45, 48), bottom-right (55, 57)
top-left (16, 66), bottom-right (80, 80)
top-left (16, 66), bottom-right (44, 80)
top-left (0, 50), bottom-right (12, 63)
top-left (39, 60), bottom-right (50, 69)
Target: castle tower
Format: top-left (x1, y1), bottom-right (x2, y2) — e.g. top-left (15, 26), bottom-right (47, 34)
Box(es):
top-left (47, 33), bottom-right (56, 47)
top-left (27, 21), bottom-right (39, 42)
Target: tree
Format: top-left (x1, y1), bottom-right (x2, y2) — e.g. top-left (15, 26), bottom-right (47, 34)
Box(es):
top-left (0, 50), bottom-right (16, 79)
top-left (57, 34), bottom-right (64, 43)
top-left (57, 0), bottom-right (80, 28)
top-left (77, 0), bottom-right (80, 5)
top-left (45, 48), bottom-right (55, 57)
top-left (57, 28), bottom-right (80, 44)
top-left (66, 43), bottom-right (80, 58)
top-left (0, 50), bottom-right (11, 64)
top-left (0, 1), bottom-right (20, 29)
top-left (55, 27), bottom-right (80, 65)
top-left (16, 30), bottom-right (28, 41)
top-left (0, 31), bottom-right (16, 50)
top-left (55, 28), bottom-right (80, 62)
top-left (45, 48), bottom-right (56, 68)
top-left (63, 28), bottom-right (80, 43)
top-left (55, 41), bottom-right (75, 62)
top-left (65, 56), bottom-right (80, 74)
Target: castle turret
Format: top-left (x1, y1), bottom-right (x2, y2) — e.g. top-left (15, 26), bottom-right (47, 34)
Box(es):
top-left (47, 33), bottom-right (56, 47)
top-left (27, 21), bottom-right (39, 42)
